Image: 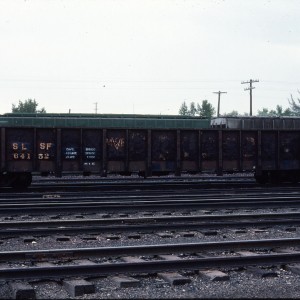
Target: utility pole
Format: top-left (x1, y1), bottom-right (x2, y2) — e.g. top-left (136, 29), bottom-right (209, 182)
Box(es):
top-left (94, 102), bottom-right (98, 114)
top-left (241, 79), bottom-right (259, 116)
top-left (213, 91), bottom-right (227, 117)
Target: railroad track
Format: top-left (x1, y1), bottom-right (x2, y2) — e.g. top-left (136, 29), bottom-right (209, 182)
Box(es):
top-left (1, 238), bottom-right (300, 280)
top-left (2, 211), bottom-right (300, 237)
top-left (2, 183), bottom-right (300, 298)
top-left (1, 179), bottom-right (300, 200)
top-left (1, 191), bottom-right (300, 214)
top-left (24, 180), bottom-right (259, 192)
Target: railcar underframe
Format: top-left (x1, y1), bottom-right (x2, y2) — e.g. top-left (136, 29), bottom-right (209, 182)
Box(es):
top-left (1, 127), bottom-right (300, 188)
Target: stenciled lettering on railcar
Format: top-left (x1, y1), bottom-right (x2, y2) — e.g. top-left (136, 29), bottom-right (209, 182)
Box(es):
top-left (84, 147), bottom-right (97, 160)
top-left (38, 142), bottom-right (55, 160)
top-left (63, 146), bottom-right (79, 160)
top-left (11, 142), bottom-right (32, 160)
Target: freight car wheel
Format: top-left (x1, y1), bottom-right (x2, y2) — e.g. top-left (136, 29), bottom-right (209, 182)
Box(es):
top-left (11, 173), bottom-right (32, 189)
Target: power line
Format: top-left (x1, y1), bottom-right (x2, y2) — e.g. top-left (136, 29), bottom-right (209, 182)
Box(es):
top-left (94, 102), bottom-right (98, 114)
top-left (213, 91), bottom-right (227, 117)
top-left (241, 79), bottom-right (259, 116)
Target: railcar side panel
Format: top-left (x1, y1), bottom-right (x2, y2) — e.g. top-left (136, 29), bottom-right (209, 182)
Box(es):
top-left (128, 130), bottom-right (147, 173)
top-left (1, 128), bottom-right (5, 171)
top-left (279, 131), bottom-right (300, 169)
top-left (180, 130), bottom-right (198, 172)
top-left (151, 130), bottom-right (176, 172)
top-left (61, 129), bottom-right (81, 172)
top-left (6, 128), bottom-right (34, 172)
top-left (4, 117), bottom-right (300, 187)
top-left (82, 129), bottom-right (102, 173)
top-left (283, 119), bottom-right (297, 129)
top-left (261, 131), bottom-right (277, 170)
top-left (262, 119), bottom-right (275, 129)
top-left (36, 128), bottom-right (56, 173)
top-left (222, 131), bottom-right (239, 171)
top-left (106, 129), bottom-right (126, 173)
top-left (241, 131), bottom-right (257, 171)
top-left (200, 130), bottom-right (218, 172)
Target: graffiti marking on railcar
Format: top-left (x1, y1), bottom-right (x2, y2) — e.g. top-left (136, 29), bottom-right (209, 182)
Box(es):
top-left (106, 137), bottom-right (125, 150)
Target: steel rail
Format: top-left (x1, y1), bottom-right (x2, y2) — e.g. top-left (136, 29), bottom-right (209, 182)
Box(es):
top-left (1, 218), bottom-right (300, 236)
top-left (1, 197), bottom-right (300, 214)
top-left (0, 190), bottom-right (300, 202)
top-left (32, 174), bottom-right (254, 182)
top-left (1, 211), bottom-right (300, 229)
top-left (1, 237), bottom-right (300, 261)
top-left (25, 180), bottom-right (258, 191)
top-left (1, 184), bottom-right (300, 200)
top-left (1, 238), bottom-right (300, 280)
top-left (1, 253), bottom-right (299, 280)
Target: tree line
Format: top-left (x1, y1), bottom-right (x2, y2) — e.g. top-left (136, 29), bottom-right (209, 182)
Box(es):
top-left (9, 91), bottom-right (300, 117)
top-left (179, 91), bottom-right (300, 118)
top-left (11, 99), bottom-right (46, 113)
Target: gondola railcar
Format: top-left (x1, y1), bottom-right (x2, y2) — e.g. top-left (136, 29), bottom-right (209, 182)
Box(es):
top-left (211, 116), bottom-right (300, 184)
top-left (1, 113), bottom-right (300, 188)
top-left (0, 113), bottom-right (211, 188)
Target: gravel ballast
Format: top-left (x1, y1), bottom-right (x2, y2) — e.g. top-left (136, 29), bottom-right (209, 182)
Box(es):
top-left (2, 206), bottom-right (300, 298)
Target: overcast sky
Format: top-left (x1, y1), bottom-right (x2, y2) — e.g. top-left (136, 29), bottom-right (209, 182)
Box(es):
top-left (1, 0), bottom-right (300, 116)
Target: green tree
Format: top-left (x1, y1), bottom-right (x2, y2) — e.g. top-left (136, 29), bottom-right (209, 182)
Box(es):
top-left (197, 100), bottom-right (215, 118)
top-left (257, 108), bottom-right (270, 116)
top-left (179, 100), bottom-right (215, 118)
top-left (12, 99), bottom-right (46, 113)
top-left (289, 91), bottom-right (300, 116)
top-left (178, 101), bottom-right (189, 115)
top-left (222, 110), bottom-right (239, 117)
top-left (257, 105), bottom-right (293, 116)
top-left (189, 102), bottom-right (197, 116)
